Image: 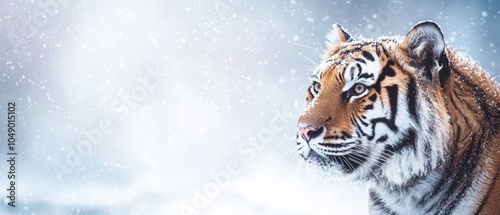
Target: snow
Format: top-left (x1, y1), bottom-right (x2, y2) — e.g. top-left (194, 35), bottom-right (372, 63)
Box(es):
top-left (0, 0), bottom-right (499, 214)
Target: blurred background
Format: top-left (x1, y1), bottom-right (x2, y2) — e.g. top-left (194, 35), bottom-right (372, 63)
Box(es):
top-left (0, 0), bottom-right (499, 214)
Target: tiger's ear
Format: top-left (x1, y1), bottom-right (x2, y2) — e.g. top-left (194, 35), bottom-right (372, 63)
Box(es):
top-left (326, 23), bottom-right (355, 47)
top-left (401, 21), bottom-right (450, 86)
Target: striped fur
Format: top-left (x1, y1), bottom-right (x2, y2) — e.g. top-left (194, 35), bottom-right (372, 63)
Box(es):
top-left (296, 21), bottom-right (500, 214)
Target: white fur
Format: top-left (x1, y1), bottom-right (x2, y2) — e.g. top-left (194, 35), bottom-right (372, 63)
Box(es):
top-left (325, 23), bottom-right (343, 47)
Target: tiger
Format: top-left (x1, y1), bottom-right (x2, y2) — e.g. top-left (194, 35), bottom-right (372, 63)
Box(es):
top-left (295, 20), bottom-right (500, 214)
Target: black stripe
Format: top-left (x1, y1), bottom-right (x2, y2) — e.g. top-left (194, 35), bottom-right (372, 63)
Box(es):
top-left (340, 47), bottom-right (363, 56)
top-left (341, 131), bottom-right (352, 139)
top-left (335, 75), bottom-right (341, 83)
top-left (342, 30), bottom-right (352, 41)
top-left (384, 129), bottom-right (416, 154)
top-left (375, 44), bottom-right (382, 56)
top-left (381, 45), bottom-right (390, 57)
top-left (369, 190), bottom-right (397, 215)
top-left (369, 94), bottom-right (377, 102)
top-left (407, 77), bottom-right (419, 125)
top-left (319, 70), bottom-right (325, 79)
top-left (324, 135), bottom-right (339, 140)
top-left (376, 135), bottom-right (388, 143)
top-left (355, 58), bottom-right (366, 64)
top-left (387, 85), bottom-right (399, 128)
top-left (373, 61), bottom-right (395, 93)
top-left (371, 85), bottom-right (399, 131)
top-left (349, 116), bottom-right (356, 125)
top-left (438, 53), bottom-right (451, 87)
top-left (342, 91), bottom-right (349, 102)
top-left (341, 66), bottom-right (348, 82)
top-left (358, 117), bottom-right (369, 127)
top-left (423, 56), bottom-right (434, 81)
top-left (362, 51), bottom-right (375, 61)
top-left (367, 85), bottom-right (399, 141)
top-left (356, 63), bottom-right (362, 76)
top-left (354, 117), bottom-right (369, 137)
top-left (383, 61), bottom-right (396, 76)
top-left (364, 104), bottom-right (374, 110)
top-left (350, 66), bottom-right (355, 80)
top-left (359, 73), bottom-right (374, 80)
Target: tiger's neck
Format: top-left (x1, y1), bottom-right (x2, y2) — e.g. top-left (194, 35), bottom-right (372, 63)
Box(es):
top-left (444, 49), bottom-right (500, 165)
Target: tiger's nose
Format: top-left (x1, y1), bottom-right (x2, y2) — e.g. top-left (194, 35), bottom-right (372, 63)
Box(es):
top-left (298, 125), bottom-right (324, 142)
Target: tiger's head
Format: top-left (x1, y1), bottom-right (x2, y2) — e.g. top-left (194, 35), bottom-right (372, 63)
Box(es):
top-left (296, 21), bottom-right (452, 185)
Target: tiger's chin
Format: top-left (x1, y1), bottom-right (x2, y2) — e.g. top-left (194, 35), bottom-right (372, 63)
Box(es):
top-left (297, 146), bottom-right (375, 182)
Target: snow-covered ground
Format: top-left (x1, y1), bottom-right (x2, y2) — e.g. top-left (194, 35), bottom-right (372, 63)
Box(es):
top-left (0, 0), bottom-right (499, 214)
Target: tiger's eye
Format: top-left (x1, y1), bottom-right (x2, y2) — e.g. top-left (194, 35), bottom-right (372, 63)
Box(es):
top-left (313, 82), bottom-right (321, 93)
top-left (354, 83), bottom-right (366, 95)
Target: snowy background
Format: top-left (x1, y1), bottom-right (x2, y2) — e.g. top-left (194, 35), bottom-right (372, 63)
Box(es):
top-left (0, 0), bottom-right (499, 214)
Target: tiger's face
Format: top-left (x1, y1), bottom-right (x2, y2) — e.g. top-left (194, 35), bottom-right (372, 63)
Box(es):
top-left (296, 23), bottom-right (450, 183)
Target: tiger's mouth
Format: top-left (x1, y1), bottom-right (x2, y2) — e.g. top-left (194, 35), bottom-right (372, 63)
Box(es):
top-left (302, 140), bottom-right (367, 173)
top-left (312, 141), bottom-right (359, 157)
